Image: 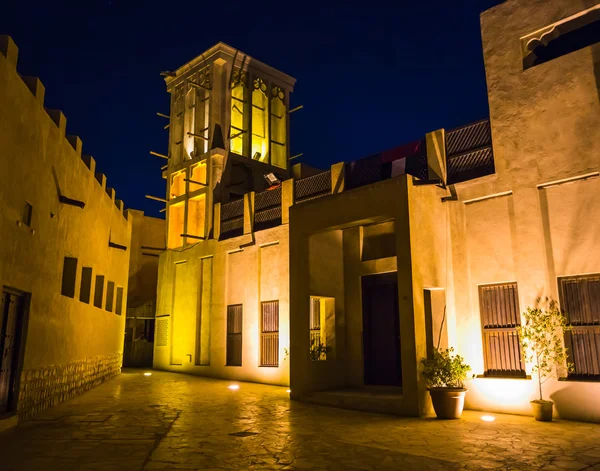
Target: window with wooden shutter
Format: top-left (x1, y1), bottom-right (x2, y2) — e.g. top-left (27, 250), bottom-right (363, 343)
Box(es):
top-left (260, 301), bottom-right (279, 367)
top-left (559, 275), bottom-right (600, 379)
top-left (226, 304), bottom-right (243, 366)
top-left (479, 283), bottom-right (526, 377)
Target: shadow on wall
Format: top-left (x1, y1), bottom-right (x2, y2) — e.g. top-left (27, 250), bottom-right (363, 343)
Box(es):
top-left (593, 43), bottom-right (600, 101)
top-left (550, 382), bottom-right (600, 423)
top-left (128, 262), bottom-right (159, 307)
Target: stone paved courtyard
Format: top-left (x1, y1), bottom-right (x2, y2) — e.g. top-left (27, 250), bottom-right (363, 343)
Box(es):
top-left (0, 370), bottom-right (599, 470)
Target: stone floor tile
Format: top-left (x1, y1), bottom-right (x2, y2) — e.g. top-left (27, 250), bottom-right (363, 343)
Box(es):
top-left (0, 369), bottom-right (598, 470)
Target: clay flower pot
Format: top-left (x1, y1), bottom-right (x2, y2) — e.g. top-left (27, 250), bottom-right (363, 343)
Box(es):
top-left (428, 388), bottom-right (467, 419)
top-left (531, 400), bottom-right (553, 422)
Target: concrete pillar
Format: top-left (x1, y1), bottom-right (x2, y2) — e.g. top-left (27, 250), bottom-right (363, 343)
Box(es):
top-left (426, 129), bottom-right (446, 184)
top-left (331, 162), bottom-right (345, 194)
top-left (244, 191), bottom-right (254, 235)
top-left (213, 202), bottom-right (221, 240)
top-left (281, 179), bottom-right (294, 224)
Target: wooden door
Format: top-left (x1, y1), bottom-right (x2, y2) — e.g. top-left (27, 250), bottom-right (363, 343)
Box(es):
top-left (362, 273), bottom-right (402, 386)
top-left (0, 290), bottom-right (24, 413)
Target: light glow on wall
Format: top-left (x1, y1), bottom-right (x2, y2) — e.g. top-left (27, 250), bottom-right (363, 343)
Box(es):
top-left (470, 377), bottom-right (532, 409)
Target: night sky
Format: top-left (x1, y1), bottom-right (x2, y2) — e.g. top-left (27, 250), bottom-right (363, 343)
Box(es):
top-left (1, 0), bottom-right (502, 218)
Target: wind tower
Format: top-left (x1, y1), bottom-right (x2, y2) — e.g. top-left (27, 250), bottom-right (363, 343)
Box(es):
top-left (161, 43), bottom-right (296, 248)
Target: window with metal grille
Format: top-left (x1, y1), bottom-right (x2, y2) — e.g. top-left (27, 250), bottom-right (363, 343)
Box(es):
top-left (260, 301), bottom-right (279, 367)
top-left (105, 281), bottom-right (115, 312)
top-left (226, 304), bottom-right (243, 366)
top-left (558, 275), bottom-right (600, 380)
top-left (22, 202), bottom-right (32, 226)
top-left (310, 297), bottom-right (329, 361)
top-left (310, 297), bottom-right (321, 346)
top-left (479, 283), bottom-right (525, 377)
top-left (61, 257), bottom-right (77, 298)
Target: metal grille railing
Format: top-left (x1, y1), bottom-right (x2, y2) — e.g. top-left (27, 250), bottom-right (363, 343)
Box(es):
top-left (446, 119), bottom-right (491, 156)
top-left (479, 283), bottom-right (525, 377)
top-left (260, 301), bottom-right (279, 367)
top-left (295, 171), bottom-right (331, 203)
top-left (447, 147), bottom-right (495, 184)
top-left (255, 187), bottom-right (282, 232)
top-left (345, 156), bottom-right (386, 189)
top-left (446, 119), bottom-right (495, 184)
top-left (405, 152), bottom-right (429, 180)
top-left (221, 199), bottom-right (244, 220)
top-left (559, 275), bottom-right (600, 378)
top-left (220, 199), bottom-right (244, 240)
top-left (255, 186), bottom-right (281, 211)
top-left (255, 206), bottom-right (282, 231)
top-left (226, 304), bottom-right (243, 366)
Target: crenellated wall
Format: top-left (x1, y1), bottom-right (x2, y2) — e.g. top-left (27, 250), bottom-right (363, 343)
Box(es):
top-left (0, 36), bottom-right (131, 422)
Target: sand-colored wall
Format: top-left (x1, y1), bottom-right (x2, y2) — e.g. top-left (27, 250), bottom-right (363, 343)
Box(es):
top-left (154, 223), bottom-right (290, 385)
top-left (441, 0), bottom-right (600, 422)
top-left (126, 210), bottom-right (165, 309)
top-left (0, 37), bottom-right (130, 418)
top-left (289, 176), bottom-right (427, 416)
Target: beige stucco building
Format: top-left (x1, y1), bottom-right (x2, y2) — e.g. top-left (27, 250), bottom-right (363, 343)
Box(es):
top-left (0, 36), bottom-right (131, 429)
top-left (123, 210), bottom-right (165, 367)
top-left (153, 43), bottom-right (296, 384)
top-left (155, 0), bottom-right (599, 422)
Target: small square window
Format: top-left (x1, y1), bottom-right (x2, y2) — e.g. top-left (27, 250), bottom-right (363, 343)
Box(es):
top-left (105, 281), bottom-right (115, 312)
top-left (23, 202), bottom-right (32, 226)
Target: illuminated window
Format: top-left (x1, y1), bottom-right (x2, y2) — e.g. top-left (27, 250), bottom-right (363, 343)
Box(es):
top-left (230, 68), bottom-right (248, 156)
top-left (168, 201), bottom-right (185, 249)
top-left (22, 202), bottom-right (32, 226)
top-left (479, 283), bottom-right (525, 377)
top-left (226, 304), bottom-right (243, 366)
top-left (522, 7), bottom-right (600, 70)
top-left (115, 287), bottom-right (123, 315)
top-left (61, 257), bottom-right (77, 298)
top-left (105, 281), bottom-right (115, 312)
top-left (270, 85), bottom-right (287, 169)
top-left (558, 274), bottom-right (600, 379)
top-left (185, 65), bottom-right (211, 159)
top-left (183, 86), bottom-right (196, 160)
top-left (260, 300), bottom-right (279, 367)
top-left (171, 84), bottom-right (184, 164)
top-left (190, 161), bottom-right (207, 191)
top-left (170, 170), bottom-right (186, 199)
top-left (94, 275), bottom-right (105, 308)
top-left (187, 194), bottom-right (206, 240)
top-left (79, 266), bottom-right (92, 303)
top-left (251, 77), bottom-right (269, 163)
top-left (310, 296), bottom-right (334, 361)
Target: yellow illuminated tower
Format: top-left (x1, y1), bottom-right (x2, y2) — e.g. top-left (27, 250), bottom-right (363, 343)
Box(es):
top-left (162, 43), bottom-right (296, 248)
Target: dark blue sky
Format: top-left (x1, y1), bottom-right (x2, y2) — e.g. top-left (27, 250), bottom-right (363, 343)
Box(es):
top-left (1, 0), bottom-right (501, 218)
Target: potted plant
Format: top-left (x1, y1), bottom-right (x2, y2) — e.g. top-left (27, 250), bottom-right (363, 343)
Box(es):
top-left (421, 347), bottom-right (471, 419)
top-left (310, 338), bottom-right (331, 361)
top-left (517, 297), bottom-right (573, 422)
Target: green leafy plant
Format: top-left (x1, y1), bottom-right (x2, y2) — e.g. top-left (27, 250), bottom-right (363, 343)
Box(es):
top-left (310, 339), bottom-right (331, 361)
top-left (421, 348), bottom-right (471, 389)
top-left (517, 297), bottom-right (573, 402)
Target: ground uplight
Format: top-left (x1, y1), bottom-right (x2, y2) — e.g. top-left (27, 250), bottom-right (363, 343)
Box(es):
top-left (481, 415), bottom-right (495, 422)
top-left (228, 384), bottom-right (240, 390)
top-left (143, 372), bottom-right (152, 376)
top-left (286, 389), bottom-right (291, 393)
